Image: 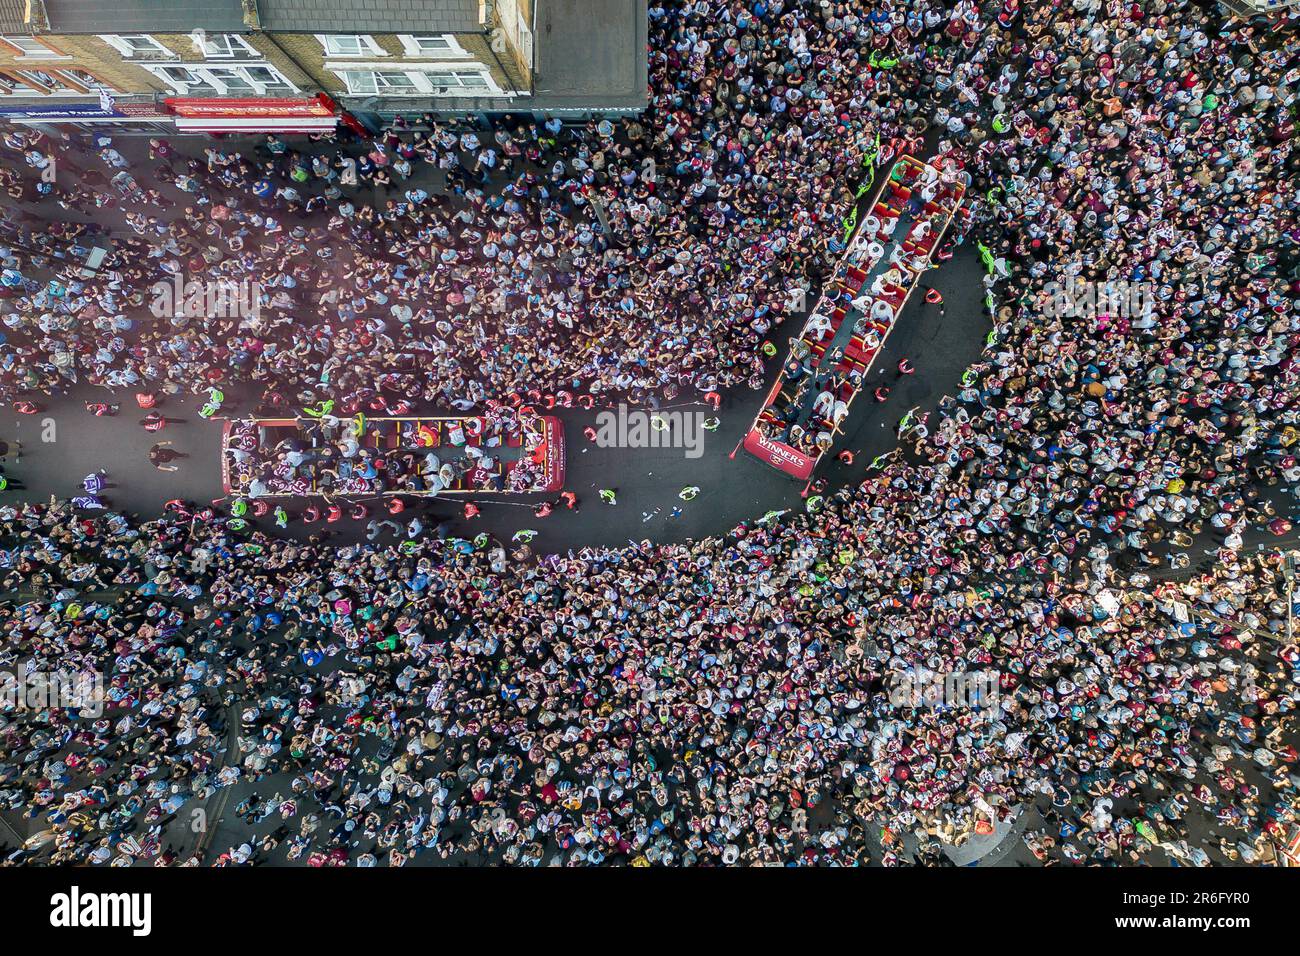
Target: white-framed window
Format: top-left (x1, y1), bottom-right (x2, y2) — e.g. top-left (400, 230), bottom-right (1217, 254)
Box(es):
top-left (199, 66), bottom-right (257, 94)
top-left (242, 65), bottom-right (296, 92)
top-left (316, 34), bottom-right (385, 57)
top-left (99, 34), bottom-right (177, 59)
top-left (338, 69), bottom-right (419, 95)
top-left (9, 68), bottom-right (88, 93)
top-left (151, 65), bottom-right (217, 95)
top-left (0, 73), bottom-right (37, 96)
top-left (434, 68), bottom-right (496, 92)
top-left (54, 69), bottom-right (116, 93)
top-left (0, 36), bottom-right (70, 59)
top-left (0, 71), bottom-right (45, 96)
top-left (145, 62), bottom-right (297, 96)
top-left (333, 65), bottom-right (502, 96)
top-left (197, 33), bottom-right (258, 58)
top-left (0, 68), bottom-right (93, 95)
top-left (396, 34), bottom-right (469, 58)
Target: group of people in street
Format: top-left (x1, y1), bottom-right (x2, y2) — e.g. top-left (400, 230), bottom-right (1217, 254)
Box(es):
top-left (1, 0), bottom-right (1299, 866)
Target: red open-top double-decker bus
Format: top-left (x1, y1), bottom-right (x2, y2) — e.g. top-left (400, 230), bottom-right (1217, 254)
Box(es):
top-left (222, 412), bottom-right (565, 498)
top-left (740, 155), bottom-right (966, 481)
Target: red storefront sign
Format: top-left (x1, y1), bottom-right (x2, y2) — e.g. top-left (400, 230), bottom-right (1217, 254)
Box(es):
top-left (116, 103), bottom-right (169, 117)
top-left (164, 94), bottom-right (339, 132)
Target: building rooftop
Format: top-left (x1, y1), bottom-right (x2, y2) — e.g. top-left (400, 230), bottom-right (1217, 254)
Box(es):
top-left (40, 0), bottom-right (483, 35)
top-left (0, 0), bottom-right (30, 33)
top-left (357, 0), bottom-right (646, 116)
top-left (257, 0), bottom-right (481, 34)
top-left (530, 0), bottom-right (647, 112)
top-left (44, 0), bottom-right (249, 33)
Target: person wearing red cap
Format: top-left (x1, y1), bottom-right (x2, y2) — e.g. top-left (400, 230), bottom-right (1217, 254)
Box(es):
top-left (464, 502), bottom-right (480, 519)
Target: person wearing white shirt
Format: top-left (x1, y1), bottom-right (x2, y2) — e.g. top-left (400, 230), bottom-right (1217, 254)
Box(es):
top-left (804, 312), bottom-right (834, 340)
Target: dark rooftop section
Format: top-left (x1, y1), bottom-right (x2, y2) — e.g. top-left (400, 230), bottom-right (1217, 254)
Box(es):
top-left (531, 0), bottom-right (647, 112)
top-left (40, 0), bottom-right (482, 35)
top-left (44, 0), bottom-right (249, 33)
top-left (359, 0), bottom-right (646, 116)
top-left (351, 0), bottom-right (647, 116)
top-left (0, 0), bottom-right (25, 33)
top-left (257, 0), bottom-right (481, 33)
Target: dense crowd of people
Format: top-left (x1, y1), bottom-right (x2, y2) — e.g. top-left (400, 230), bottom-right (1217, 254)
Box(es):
top-left (1, 0), bottom-right (1299, 865)
top-left (1, 0), bottom-right (913, 409)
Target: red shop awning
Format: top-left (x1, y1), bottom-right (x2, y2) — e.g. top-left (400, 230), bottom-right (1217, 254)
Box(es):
top-left (164, 94), bottom-right (339, 133)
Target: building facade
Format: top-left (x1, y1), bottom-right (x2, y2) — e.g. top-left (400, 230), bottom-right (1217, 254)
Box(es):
top-left (0, 0), bottom-right (644, 133)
